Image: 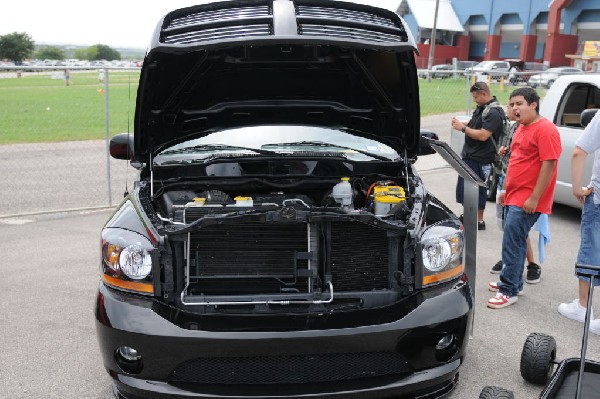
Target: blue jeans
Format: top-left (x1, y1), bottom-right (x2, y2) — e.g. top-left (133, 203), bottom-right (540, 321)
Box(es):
top-left (456, 159), bottom-right (492, 210)
top-left (576, 194), bottom-right (600, 285)
top-left (498, 206), bottom-right (540, 296)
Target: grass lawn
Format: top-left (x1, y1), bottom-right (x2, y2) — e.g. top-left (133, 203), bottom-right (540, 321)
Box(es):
top-left (419, 77), bottom-right (547, 116)
top-left (0, 72), bottom-right (546, 144)
top-left (0, 71), bottom-right (139, 144)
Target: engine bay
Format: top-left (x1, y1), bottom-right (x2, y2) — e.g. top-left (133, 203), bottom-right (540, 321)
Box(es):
top-left (155, 176), bottom-right (414, 225)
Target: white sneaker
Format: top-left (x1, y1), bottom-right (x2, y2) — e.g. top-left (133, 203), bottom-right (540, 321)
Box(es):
top-left (558, 299), bottom-right (592, 323)
top-left (591, 319), bottom-right (600, 336)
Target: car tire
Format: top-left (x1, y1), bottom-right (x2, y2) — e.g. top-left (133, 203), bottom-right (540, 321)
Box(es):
top-left (479, 386), bottom-right (514, 399)
top-left (486, 168), bottom-right (498, 202)
top-left (520, 332), bottom-right (556, 385)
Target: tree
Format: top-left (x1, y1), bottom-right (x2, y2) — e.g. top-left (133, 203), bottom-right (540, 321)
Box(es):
top-left (73, 48), bottom-right (88, 60)
top-left (0, 32), bottom-right (35, 63)
top-left (36, 46), bottom-right (66, 60)
top-left (89, 44), bottom-right (121, 61)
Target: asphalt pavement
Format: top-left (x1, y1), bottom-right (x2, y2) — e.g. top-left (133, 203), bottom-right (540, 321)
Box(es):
top-left (1, 113), bottom-right (598, 398)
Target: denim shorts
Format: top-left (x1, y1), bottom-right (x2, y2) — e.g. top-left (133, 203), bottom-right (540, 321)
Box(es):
top-left (576, 194), bottom-right (600, 285)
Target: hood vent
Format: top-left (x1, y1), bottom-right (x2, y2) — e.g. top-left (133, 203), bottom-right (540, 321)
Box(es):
top-left (161, 3), bottom-right (273, 44)
top-left (296, 2), bottom-right (408, 42)
top-left (159, 0), bottom-right (408, 45)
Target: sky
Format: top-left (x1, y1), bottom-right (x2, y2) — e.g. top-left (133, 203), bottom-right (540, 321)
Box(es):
top-left (0, 0), bottom-right (401, 50)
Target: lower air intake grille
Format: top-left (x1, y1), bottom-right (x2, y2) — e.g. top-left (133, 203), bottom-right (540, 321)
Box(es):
top-left (330, 222), bottom-right (390, 291)
top-left (169, 351), bottom-right (412, 384)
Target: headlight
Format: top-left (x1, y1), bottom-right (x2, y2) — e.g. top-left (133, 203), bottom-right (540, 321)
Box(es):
top-left (101, 228), bottom-right (154, 294)
top-left (119, 243), bottom-right (153, 279)
top-left (420, 225), bottom-right (464, 286)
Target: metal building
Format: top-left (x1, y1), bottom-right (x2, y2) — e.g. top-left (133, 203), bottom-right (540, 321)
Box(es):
top-left (397, 0), bottom-right (600, 68)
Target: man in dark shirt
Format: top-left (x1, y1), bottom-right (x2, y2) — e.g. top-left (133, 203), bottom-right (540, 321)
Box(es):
top-left (451, 82), bottom-right (505, 230)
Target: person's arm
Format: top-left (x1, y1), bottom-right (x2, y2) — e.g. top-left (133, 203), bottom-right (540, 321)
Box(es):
top-left (450, 118), bottom-right (493, 142)
top-left (522, 160), bottom-right (556, 213)
top-left (572, 146), bottom-right (593, 204)
top-left (461, 125), bottom-right (493, 141)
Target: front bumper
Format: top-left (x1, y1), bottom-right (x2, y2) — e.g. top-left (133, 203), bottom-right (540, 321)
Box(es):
top-left (95, 278), bottom-right (472, 399)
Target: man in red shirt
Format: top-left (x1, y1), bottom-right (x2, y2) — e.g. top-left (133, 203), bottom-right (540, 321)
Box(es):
top-left (487, 87), bottom-right (562, 309)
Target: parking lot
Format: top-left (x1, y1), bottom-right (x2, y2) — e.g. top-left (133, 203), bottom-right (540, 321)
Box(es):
top-left (1, 161), bottom-right (599, 398)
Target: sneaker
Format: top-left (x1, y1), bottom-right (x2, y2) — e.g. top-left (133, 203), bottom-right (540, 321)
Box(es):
top-left (488, 281), bottom-right (524, 296)
top-left (490, 260), bottom-right (503, 274)
top-left (526, 263), bottom-right (541, 284)
top-left (487, 292), bottom-right (518, 309)
top-left (478, 220), bottom-right (486, 230)
top-left (558, 299), bottom-right (592, 323)
top-left (591, 319), bottom-right (600, 336)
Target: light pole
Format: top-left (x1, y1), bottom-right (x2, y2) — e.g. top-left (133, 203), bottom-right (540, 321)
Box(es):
top-left (427, 0), bottom-right (441, 82)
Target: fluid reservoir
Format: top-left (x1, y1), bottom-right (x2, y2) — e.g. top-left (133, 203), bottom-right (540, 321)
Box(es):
top-left (230, 196), bottom-right (253, 207)
top-left (332, 177), bottom-right (353, 208)
top-left (184, 197), bottom-right (206, 207)
top-left (374, 185), bottom-right (405, 216)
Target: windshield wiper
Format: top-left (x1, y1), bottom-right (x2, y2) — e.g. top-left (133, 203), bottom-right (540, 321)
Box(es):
top-left (262, 141), bottom-right (392, 161)
top-left (161, 144), bottom-right (280, 156)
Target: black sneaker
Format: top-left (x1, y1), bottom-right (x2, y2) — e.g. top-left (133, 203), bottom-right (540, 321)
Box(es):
top-left (526, 263), bottom-right (541, 284)
top-left (490, 260), bottom-right (503, 274)
top-left (478, 220), bottom-right (486, 230)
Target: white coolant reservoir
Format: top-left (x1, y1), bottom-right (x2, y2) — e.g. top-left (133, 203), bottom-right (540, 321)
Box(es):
top-left (332, 177), bottom-right (353, 208)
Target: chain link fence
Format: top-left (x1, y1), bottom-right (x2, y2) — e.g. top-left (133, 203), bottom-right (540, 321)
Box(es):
top-left (0, 65), bottom-right (577, 217)
top-left (0, 66), bottom-right (139, 217)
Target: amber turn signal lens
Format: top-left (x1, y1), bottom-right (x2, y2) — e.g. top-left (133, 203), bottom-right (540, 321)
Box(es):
top-left (104, 243), bottom-right (121, 270)
top-left (102, 274), bottom-right (154, 294)
top-left (422, 264), bottom-right (464, 286)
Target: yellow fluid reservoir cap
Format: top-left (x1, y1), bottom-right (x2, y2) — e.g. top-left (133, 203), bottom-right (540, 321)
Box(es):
top-left (193, 197), bottom-right (206, 205)
top-left (341, 177), bottom-right (350, 181)
top-left (234, 196), bottom-right (252, 201)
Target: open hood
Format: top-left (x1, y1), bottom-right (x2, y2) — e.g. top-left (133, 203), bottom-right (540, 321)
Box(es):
top-left (134, 0), bottom-right (420, 162)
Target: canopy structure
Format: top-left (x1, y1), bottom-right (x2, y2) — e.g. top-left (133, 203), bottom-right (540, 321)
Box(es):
top-left (406, 0), bottom-right (464, 32)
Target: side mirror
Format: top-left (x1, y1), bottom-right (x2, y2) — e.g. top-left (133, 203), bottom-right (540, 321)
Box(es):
top-left (581, 109), bottom-right (598, 127)
top-left (110, 133), bottom-right (135, 160)
top-left (418, 130), bottom-right (439, 156)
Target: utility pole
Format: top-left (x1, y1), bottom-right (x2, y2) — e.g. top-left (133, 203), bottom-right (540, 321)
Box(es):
top-left (427, 0), bottom-right (441, 82)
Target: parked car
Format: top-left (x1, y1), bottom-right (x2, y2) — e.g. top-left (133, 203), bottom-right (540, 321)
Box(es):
top-left (469, 60), bottom-right (510, 81)
top-left (506, 60), bottom-right (549, 84)
top-left (529, 67), bottom-right (584, 88)
top-left (95, 1), bottom-right (473, 398)
top-left (539, 74), bottom-right (599, 208)
top-left (455, 60), bottom-right (477, 75)
top-left (418, 63), bottom-right (452, 79)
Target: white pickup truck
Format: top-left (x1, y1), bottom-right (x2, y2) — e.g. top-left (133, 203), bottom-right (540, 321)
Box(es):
top-left (450, 74), bottom-right (599, 208)
top-left (540, 74), bottom-right (598, 208)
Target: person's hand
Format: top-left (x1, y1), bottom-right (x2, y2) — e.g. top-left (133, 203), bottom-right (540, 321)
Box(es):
top-left (498, 146), bottom-right (508, 156)
top-left (497, 191), bottom-right (506, 206)
top-left (573, 186), bottom-right (593, 204)
top-left (451, 117), bottom-right (465, 132)
top-left (523, 196), bottom-right (539, 214)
